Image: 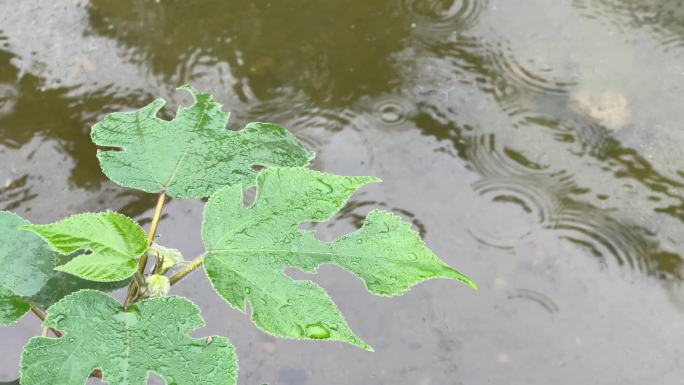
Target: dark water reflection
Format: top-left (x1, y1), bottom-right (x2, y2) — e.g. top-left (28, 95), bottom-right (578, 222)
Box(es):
top-left (2, 0), bottom-right (684, 384)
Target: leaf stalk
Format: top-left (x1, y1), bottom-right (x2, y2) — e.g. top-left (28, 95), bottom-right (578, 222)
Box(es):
top-left (170, 256), bottom-right (205, 285)
top-left (125, 191), bottom-right (167, 307)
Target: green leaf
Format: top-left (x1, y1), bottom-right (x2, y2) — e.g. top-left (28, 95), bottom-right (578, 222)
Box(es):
top-left (22, 212), bottom-right (148, 282)
top-left (0, 211), bottom-right (54, 325)
top-left (29, 252), bottom-right (132, 310)
top-left (21, 290), bottom-right (237, 385)
top-left (91, 85), bottom-right (314, 199)
top-left (0, 211), bottom-right (131, 325)
top-left (0, 212), bottom-right (54, 297)
top-left (203, 168), bottom-right (475, 350)
top-left (0, 285), bottom-right (30, 326)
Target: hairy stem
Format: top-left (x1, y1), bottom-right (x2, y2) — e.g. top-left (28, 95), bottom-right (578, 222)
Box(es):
top-left (170, 256), bottom-right (206, 285)
top-left (139, 191), bottom-right (167, 273)
top-left (125, 191), bottom-right (167, 307)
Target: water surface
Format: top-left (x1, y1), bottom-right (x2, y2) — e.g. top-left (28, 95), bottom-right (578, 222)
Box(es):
top-left (2, 1), bottom-right (684, 384)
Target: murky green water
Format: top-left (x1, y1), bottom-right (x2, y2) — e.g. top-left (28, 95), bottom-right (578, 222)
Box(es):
top-left (2, 0), bottom-right (684, 383)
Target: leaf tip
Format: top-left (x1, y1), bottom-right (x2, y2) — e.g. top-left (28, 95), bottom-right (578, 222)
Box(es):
top-left (465, 277), bottom-right (478, 290)
top-left (361, 343), bottom-right (375, 352)
top-left (451, 270), bottom-right (477, 290)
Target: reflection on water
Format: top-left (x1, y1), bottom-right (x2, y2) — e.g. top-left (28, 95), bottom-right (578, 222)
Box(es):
top-left (2, 0), bottom-right (684, 383)
top-left (86, 0), bottom-right (411, 103)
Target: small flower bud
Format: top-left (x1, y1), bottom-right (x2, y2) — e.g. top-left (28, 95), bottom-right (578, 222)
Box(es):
top-left (146, 274), bottom-right (170, 297)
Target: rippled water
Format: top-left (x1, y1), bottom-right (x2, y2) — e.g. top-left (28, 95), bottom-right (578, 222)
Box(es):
top-left (2, 0), bottom-right (684, 384)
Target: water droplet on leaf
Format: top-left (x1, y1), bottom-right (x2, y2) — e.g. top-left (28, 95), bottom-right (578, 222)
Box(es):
top-left (305, 323), bottom-right (331, 339)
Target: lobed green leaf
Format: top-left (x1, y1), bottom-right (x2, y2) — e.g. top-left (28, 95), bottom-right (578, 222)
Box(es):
top-left (21, 290), bottom-right (237, 385)
top-left (91, 85), bottom-right (314, 199)
top-left (22, 212), bottom-right (148, 282)
top-left (202, 167), bottom-right (475, 350)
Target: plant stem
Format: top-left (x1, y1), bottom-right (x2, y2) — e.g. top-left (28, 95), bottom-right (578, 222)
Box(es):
top-left (30, 304), bottom-right (63, 338)
top-left (29, 304), bottom-right (45, 321)
top-left (170, 256), bottom-right (205, 285)
top-left (139, 191), bottom-right (167, 273)
top-left (124, 191), bottom-right (167, 307)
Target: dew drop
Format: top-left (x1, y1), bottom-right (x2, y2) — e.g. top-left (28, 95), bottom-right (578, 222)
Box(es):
top-left (52, 314), bottom-right (66, 327)
top-left (244, 287), bottom-right (252, 294)
top-left (305, 323), bottom-right (331, 339)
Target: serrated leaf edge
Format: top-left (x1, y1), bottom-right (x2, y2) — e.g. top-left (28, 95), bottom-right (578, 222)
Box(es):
top-left (20, 289), bottom-right (240, 384)
top-left (20, 211), bottom-right (147, 282)
top-left (201, 259), bottom-right (373, 351)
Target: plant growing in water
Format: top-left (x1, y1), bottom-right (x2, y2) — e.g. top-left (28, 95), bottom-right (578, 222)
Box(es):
top-left (0, 85), bottom-right (476, 385)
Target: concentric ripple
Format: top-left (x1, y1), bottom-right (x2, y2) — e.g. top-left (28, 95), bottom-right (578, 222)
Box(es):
top-left (515, 114), bottom-right (612, 158)
top-left (472, 176), bottom-right (560, 225)
top-left (573, 0), bottom-right (684, 54)
top-left (463, 130), bottom-right (672, 276)
top-left (467, 176), bottom-right (561, 250)
top-left (551, 202), bottom-right (657, 273)
top-left (373, 95), bottom-right (416, 127)
top-left (507, 289), bottom-right (559, 314)
top-left (488, 49), bottom-right (576, 96)
top-left (376, 101), bottom-right (407, 125)
top-left (402, 0), bottom-right (487, 30)
top-left (463, 134), bottom-right (577, 250)
top-left (464, 133), bottom-right (569, 177)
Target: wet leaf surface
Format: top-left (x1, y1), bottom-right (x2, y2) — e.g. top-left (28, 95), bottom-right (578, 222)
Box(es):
top-left (92, 85), bottom-right (314, 199)
top-left (21, 290), bottom-right (237, 385)
top-left (23, 212), bottom-right (148, 282)
top-left (203, 168), bottom-right (475, 350)
top-left (0, 211), bottom-right (53, 325)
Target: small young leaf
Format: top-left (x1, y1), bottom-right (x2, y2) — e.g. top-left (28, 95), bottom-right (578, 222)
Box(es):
top-left (91, 85), bottom-right (314, 199)
top-left (202, 168), bottom-right (475, 350)
top-left (149, 243), bottom-right (185, 273)
top-left (21, 290), bottom-right (237, 385)
top-left (22, 212), bottom-right (148, 282)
